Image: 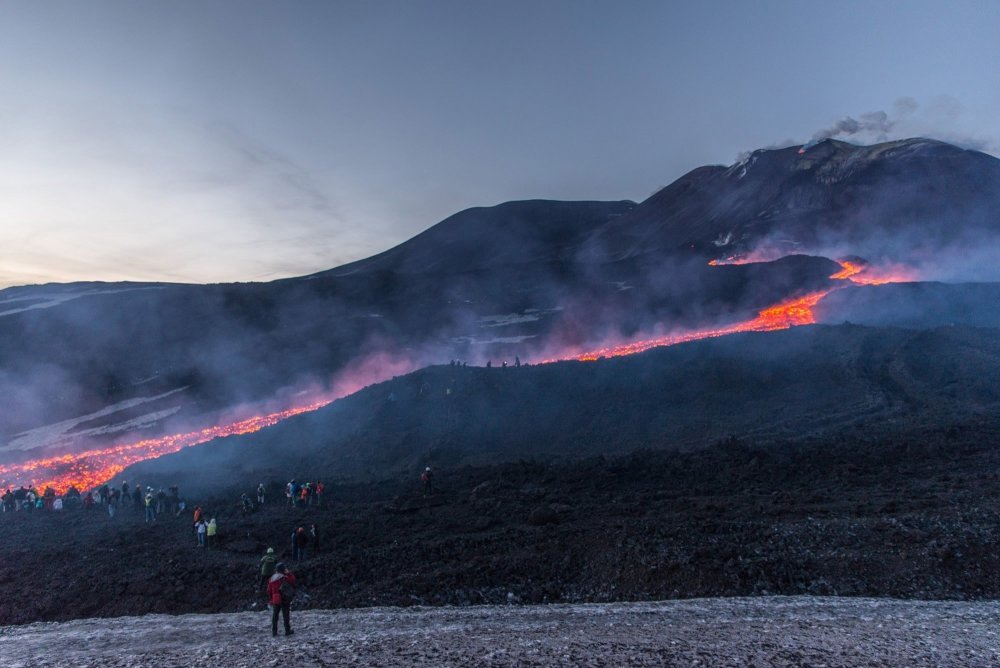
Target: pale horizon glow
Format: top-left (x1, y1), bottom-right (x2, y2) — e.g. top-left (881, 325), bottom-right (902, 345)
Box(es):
top-left (2, 1), bottom-right (999, 289)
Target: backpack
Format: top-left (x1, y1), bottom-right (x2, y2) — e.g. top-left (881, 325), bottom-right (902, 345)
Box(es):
top-left (278, 578), bottom-right (297, 602)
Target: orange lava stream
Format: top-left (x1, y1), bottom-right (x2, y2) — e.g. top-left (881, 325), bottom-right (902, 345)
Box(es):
top-left (1, 258), bottom-right (916, 495)
top-left (563, 258), bottom-right (914, 363)
top-left (569, 290), bottom-right (830, 362)
top-left (0, 400), bottom-right (332, 494)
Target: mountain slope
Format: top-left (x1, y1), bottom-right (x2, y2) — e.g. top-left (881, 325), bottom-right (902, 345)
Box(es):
top-left (588, 139), bottom-right (1000, 264)
top-left (4, 138), bottom-right (1000, 468)
top-left (123, 322), bottom-right (1000, 493)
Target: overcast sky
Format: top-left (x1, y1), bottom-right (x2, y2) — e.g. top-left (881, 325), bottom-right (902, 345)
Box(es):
top-left (1, 0), bottom-right (999, 288)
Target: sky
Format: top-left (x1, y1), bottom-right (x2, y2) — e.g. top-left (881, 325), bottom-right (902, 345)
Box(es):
top-left (1, 0), bottom-right (999, 289)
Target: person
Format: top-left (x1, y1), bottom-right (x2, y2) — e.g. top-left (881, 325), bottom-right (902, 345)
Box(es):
top-left (196, 518), bottom-right (207, 547)
top-left (144, 488), bottom-right (156, 523)
top-left (315, 481), bottom-right (324, 507)
top-left (421, 466), bottom-right (434, 496)
top-left (267, 563), bottom-right (296, 637)
top-left (257, 483), bottom-right (266, 506)
top-left (259, 547), bottom-right (277, 588)
top-left (291, 526), bottom-right (309, 561)
top-left (132, 485), bottom-right (143, 511)
top-left (2, 489), bottom-right (13, 512)
top-left (83, 491), bottom-right (95, 510)
top-left (241, 493), bottom-right (253, 515)
top-left (107, 489), bottom-right (117, 518)
top-left (121, 480), bottom-right (130, 502)
top-left (309, 523), bottom-right (320, 553)
top-left (207, 517), bottom-right (218, 548)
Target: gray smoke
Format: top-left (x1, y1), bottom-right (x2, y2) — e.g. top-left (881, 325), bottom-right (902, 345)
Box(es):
top-left (808, 98), bottom-right (918, 146)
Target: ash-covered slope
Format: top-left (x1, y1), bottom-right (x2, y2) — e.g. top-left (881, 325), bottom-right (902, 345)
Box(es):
top-left (589, 138), bottom-right (1000, 265)
top-left (4, 138), bottom-right (1000, 465)
top-left (123, 322), bottom-right (1000, 493)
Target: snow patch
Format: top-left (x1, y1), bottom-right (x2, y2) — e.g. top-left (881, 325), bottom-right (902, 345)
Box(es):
top-left (3, 388), bottom-right (188, 454)
top-left (0, 287), bottom-right (167, 318)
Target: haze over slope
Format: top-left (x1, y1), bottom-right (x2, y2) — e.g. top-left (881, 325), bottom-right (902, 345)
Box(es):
top-left (3, 138), bottom-right (1000, 479)
top-left (123, 323), bottom-right (1000, 493)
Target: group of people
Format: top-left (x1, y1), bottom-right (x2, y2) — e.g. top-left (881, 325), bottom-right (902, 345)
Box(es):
top-left (6, 466), bottom-right (442, 638)
top-left (1, 481), bottom-right (185, 522)
top-left (284, 480), bottom-right (325, 507)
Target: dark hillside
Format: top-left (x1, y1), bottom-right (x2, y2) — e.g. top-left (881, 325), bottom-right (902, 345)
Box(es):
top-left (5, 423), bottom-right (1000, 625)
top-left (123, 323), bottom-right (1000, 494)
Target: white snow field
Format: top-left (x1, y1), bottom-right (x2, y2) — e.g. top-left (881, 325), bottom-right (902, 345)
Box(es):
top-left (3, 597), bottom-right (1000, 667)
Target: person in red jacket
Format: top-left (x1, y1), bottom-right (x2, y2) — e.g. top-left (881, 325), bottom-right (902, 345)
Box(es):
top-left (267, 562), bottom-right (296, 637)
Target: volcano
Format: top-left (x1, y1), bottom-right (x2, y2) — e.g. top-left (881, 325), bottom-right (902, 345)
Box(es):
top-left (3, 137), bottom-right (1000, 490)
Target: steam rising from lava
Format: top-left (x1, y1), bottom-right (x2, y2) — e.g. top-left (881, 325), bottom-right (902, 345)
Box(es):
top-left (0, 352), bottom-right (418, 494)
top-left (556, 257), bottom-right (915, 362)
top-left (1, 258), bottom-right (916, 494)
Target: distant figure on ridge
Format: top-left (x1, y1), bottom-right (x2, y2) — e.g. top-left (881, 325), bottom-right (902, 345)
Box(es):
top-left (207, 517), bottom-right (218, 548)
top-left (257, 482), bottom-right (266, 506)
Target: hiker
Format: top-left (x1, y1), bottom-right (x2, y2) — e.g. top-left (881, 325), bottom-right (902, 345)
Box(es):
top-left (241, 493), bottom-right (253, 515)
top-left (193, 504), bottom-right (203, 527)
top-left (83, 491), bottom-right (95, 509)
top-left (259, 547), bottom-right (277, 588)
top-left (257, 483), bottom-right (266, 506)
top-left (121, 480), bottom-right (130, 502)
top-left (309, 523), bottom-right (321, 553)
top-left (132, 485), bottom-right (143, 511)
top-left (291, 526), bottom-right (309, 561)
top-left (196, 517), bottom-right (207, 547)
top-left (144, 488), bottom-right (156, 523)
top-left (421, 466), bottom-right (434, 496)
top-left (207, 517), bottom-right (218, 548)
top-left (267, 563), bottom-right (296, 637)
top-left (107, 488), bottom-right (118, 518)
top-left (315, 481), bottom-right (324, 506)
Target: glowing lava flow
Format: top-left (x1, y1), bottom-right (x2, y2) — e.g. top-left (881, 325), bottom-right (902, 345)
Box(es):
top-left (566, 291), bottom-right (830, 362)
top-left (0, 400), bottom-right (332, 494)
top-left (561, 258), bottom-right (914, 363)
top-left (0, 258), bottom-right (914, 494)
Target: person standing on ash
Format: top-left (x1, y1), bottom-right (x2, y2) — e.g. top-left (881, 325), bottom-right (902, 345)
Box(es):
top-left (267, 562), bottom-right (297, 637)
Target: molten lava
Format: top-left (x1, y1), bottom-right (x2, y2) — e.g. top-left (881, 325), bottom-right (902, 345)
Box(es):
top-left (569, 290), bottom-right (829, 362)
top-left (0, 400), bottom-right (333, 494)
top-left (565, 257), bottom-right (915, 362)
top-left (0, 257), bottom-right (916, 494)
